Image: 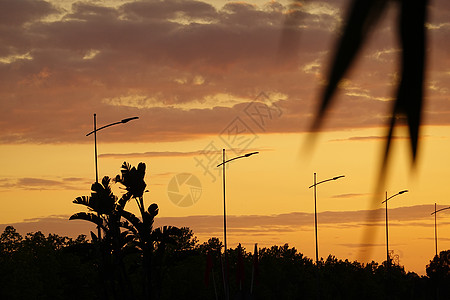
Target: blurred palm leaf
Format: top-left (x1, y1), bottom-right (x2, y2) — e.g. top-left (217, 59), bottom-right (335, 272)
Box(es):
top-left (90, 231), bottom-right (98, 243)
top-left (282, 0), bottom-right (429, 262)
top-left (310, 0), bottom-right (428, 167)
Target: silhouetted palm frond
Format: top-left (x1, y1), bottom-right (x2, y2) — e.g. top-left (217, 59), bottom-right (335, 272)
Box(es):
top-left (89, 176), bottom-right (117, 215)
top-left (69, 212), bottom-right (106, 231)
top-left (73, 196), bottom-right (93, 209)
top-left (114, 161), bottom-right (147, 199)
top-left (384, 0), bottom-right (427, 167)
top-left (73, 176), bottom-right (118, 216)
top-left (310, 0), bottom-right (428, 168)
top-left (90, 231), bottom-right (99, 243)
top-left (280, 0), bottom-right (429, 263)
top-left (117, 192), bottom-right (132, 210)
top-left (120, 220), bottom-right (138, 236)
top-left (119, 209), bottom-right (146, 237)
top-left (312, 0), bottom-right (388, 129)
top-left (120, 230), bottom-right (134, 243)
top-left (147, 203), bottom-right (159, 217)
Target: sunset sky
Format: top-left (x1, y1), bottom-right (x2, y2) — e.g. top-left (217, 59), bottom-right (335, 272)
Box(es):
top-left (1, 0), bottom-right (450, 275)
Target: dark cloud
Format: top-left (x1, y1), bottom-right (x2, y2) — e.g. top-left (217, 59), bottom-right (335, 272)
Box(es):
top-left (329, 135), bottom-right (436, 142)
top-left (121, 0), bottom-right (218, 21)
top-left (0, 0), bottom-right (449, 144)
top-left (0, 177), bottom-right (91, 191)
top-left (99, 147), bottom-right (266, 158)
top-left (330, 136), bottom-right (387, 142)
top-left (420, 237), bottom-right (450, 241)
top-left (99, 150), bottom-right (207, 158)
top-left (19, 177), bottom-right (64, 186)
top-left (154, 204), bottom-right (443, 233)
top-left (331, 193), bottom-right (368, 199)
top-left (2, 204), bottom-right (442, 240)
top-left (338, 243), bottom-right (385, 249)
top-left (0, 0), bottom-right (58, 27)
top-left (0, 215), bottom-right (93, 238)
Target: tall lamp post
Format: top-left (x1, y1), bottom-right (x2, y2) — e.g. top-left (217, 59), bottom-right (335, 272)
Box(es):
top-left (431, 204), bottom-right (450, 257)
top-left (86, 114), bottom-right (139, 238)
top-left (217, 149), bottom-right (258, 300)
top-left (308, 173), bottom-right (345, 264)
top-left (381, 190), bottom-right (408, 267)
top-left (86, 114), bottom-right (139, 183)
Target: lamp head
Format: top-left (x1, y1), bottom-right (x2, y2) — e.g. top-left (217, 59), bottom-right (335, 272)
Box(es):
top-left (332, 175), bottom-right (345, 180)
top-left (399, 190), bottom-right (408, 194)
top-left (244, 151), bottom-right (259, 157)
top-left (121, 116), bottom-right (139, 123)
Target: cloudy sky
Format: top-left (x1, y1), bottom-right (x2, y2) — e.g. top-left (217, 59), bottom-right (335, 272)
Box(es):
top-left (1, 0), bottom-right (450, 275)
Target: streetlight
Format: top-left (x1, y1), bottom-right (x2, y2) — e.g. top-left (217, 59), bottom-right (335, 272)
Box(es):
top-left (308, 173), bottom-right (345, 263)
top-left (431, 204), bottom-right (450, 257)
top-left (381, 190), bottom-right (408, 267)
top-left (216, 149), bottom-right (258, 300)
top-left (86, 114), bottom-right (139, 239)
top-left (86, 114), bottom-right (139, 183)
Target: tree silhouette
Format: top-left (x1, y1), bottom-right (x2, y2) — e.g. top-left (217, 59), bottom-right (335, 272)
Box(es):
top-left (113, 162), bottom-right (181, 300)
top-left (0, 225), bottom-right (440, 299)
top-left (427, 250), bottom-right (450, 279)
top-left (0, 227), bottom-right (96, 299)
top-left (69, 162), bottom-right (183, 299)
top-left (0, 226), bottom-right (22, 254)
top-left (427, 250), bottom-right (450, 299)
top-left (70, 175), bottom-right (135, 299)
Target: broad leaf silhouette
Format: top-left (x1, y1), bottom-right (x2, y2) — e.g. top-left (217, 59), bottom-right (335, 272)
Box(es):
top-left (114, 161), bottom-right (147, 199)
top-left (73, 176), bottom-right (117, 215)
top-left (69, 212), bottom-right (106, 231)
top-left (281, 0), bottom-right (429, 263)
top-left (310, 0), bottom-right (427, 169)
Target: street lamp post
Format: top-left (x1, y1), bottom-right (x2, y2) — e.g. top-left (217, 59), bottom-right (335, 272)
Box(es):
top-left (86, 114), bottom-right (139, 183)
top-left (216, 149), bottom-right (258, 300)
top-left (308, 173), bottom-right (345, 263)
top-left (381, 190), bottom-right (408, 267)
top-left (86, 114), bottom-right (139, 239)
top-left (431, 204), bottom-right (450, 257)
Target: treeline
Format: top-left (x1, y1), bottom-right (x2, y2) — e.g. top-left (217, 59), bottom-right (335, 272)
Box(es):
top-left (0, 226), bottom-right (95, 299)
top-left (1, 225), bottom-right (450, 299)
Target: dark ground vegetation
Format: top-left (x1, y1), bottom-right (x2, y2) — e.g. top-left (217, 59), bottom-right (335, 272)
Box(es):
top-left (1, 225), bottom-right (450, 300)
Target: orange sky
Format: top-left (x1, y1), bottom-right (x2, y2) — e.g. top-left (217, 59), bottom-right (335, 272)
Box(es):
top-left (1, 0), bottom-right (450, 275)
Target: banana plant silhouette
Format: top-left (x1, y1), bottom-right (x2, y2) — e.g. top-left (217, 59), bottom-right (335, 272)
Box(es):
top-left (114, 162), bottom-right (181, 300)
top-left (70, 176), bottom-right (134, 299)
